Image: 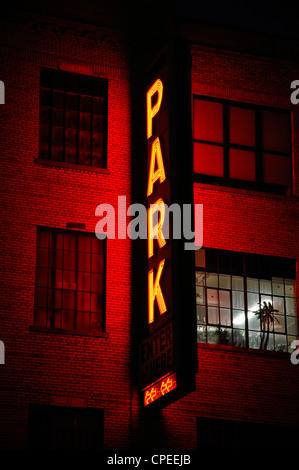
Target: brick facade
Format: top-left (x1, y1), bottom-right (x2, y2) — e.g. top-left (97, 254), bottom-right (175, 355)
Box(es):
top-left (0, 5), bottom-right (298, 450)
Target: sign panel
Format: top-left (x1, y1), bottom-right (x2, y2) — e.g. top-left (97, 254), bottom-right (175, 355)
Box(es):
top-left (139, 40), bottom-right (197, 407)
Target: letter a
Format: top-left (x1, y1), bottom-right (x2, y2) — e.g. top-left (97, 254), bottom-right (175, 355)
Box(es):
top-left (147, 137), bottom-right (166, 196)
top-left (148, 259), bottom-right (167, 324)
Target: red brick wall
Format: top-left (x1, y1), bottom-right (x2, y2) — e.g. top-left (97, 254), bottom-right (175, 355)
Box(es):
top-left (0, 9), bottom-right (133, 450)
top-left (0, 9), bottom-right (299, 451)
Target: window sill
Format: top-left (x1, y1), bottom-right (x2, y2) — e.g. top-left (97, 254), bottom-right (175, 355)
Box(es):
top-left (193, 181), bottom-right (298, 201)
top-left (35, 158), bottom-right (110, 175)
top-left (30, 326), bottom-right (109, 338)
top-left (197, 341), bottom-right (291, 359)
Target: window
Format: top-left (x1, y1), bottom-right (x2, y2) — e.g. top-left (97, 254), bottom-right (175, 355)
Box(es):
top-left (197, 417), bottom-right (298, 450)
top-left (28, 405), bottom-right (104, 450)
top-left (196, 248), bottom-right (297, 351)
top-left (39, 68), bottom-right (107, 168)
top-left (193, 97), bottom-right (292, 195)
top-left (34, 228), bottom-right (105, 333)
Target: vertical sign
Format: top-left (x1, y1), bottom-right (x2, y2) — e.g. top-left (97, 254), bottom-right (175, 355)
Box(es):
top-left (139, 40), bottom-right (197, 407)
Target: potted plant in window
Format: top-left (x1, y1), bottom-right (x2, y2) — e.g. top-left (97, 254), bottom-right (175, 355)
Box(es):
top-left (254, 301), bottom-right (279, 350)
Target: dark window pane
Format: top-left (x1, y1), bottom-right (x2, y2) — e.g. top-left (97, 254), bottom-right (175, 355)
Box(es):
top-left (65, 128), bottom-right (77, 148)
top-left (263, 111), bottom-right (290, 153)
top-left (35, 308), bottom-right (47, 327)
top-left (52, 127), bottom-right (63, 146)
top-left (53, 90), bottom-right (64, 108)
top-left (36, 267), bottom-right (48, 287)
top-left (35, 287), bottom-right (48, 307)
top-left (78, 149), bottom-right (91, 167)
top-left (78, 252), bottom-right (91, 272)
top-left (78, 272), bottom-right (91, 292)
top-left (206, 250), bottom-right (218, 271)
top-left (63, 270), bottom-right (76, 289)
top-left (39, 69), bottom-right (107, 168)
top-left (76, 311), bottom-right (90, 331)
top-left (231, 252), bottom-right (243, 276)
top-left (78, 235), bottom-right (91, 253)
top-left (92, 152), bottom-right (103, 168)
top-left (62, 291), bottom-right (76, 309)
top-left (219, 251), bottom-right (230, 274)
top-left (92, 133), bottom-right (104, 160)
top-left (194, 143), bottom-right (223, 176)
top-left (39, 124), bottom-right (50, 144)
top-left (50, 289), bottom-right (62, 309)
top-left (92, 236), bottom-right (103, 254)
top-left (65, 146), bottom-right (77, 164)
top-left (91, 254), bottom-right (104, 273)
top-left (35, 228), bottom-right (104, 333)
top-left (66, 92), bottom-right (78, 111)
top-left (62, 310), bottom-right (75, 330)
top-left (39, 143), bottom-right (50, 160)
top-left (37, 230), bottom-right (49, 248)
top-left (263, 153), bottom-right (291, 187)
top-left (77, 292), bottom-right (90, 311)
top-left (230, 106), bottom-right (255, 146)
top-left (93, 97), bottom-right (105, 115)
top-left (229, 149), bottom-right (255, 181)
top-left (91, 274), bottom-right (103, 293)
top-left (52, 109), bottom-right (64, 126)
top-left (78, 132), bottom-right (91, 166)
top-left (193, 100), bottom-right (223, 143)
top-left (80, 95), bottom-right (92, 113)
top-left (65, 111), bottom-right (78, 129)
top-left (63, 233), bottom-right (76, 251)
top-left (63, 251), bottom-right (76, 270)
top-left (90, 313), bottom-right (102, 332)
top-left (54, 310), bottom-right (62, 329)
top-left (79, 113), bottom-right (91, 131)
top-left (91, 293), bottom-right (102, 312)
top-left (28, 405), bottom-right (104, 450)
top-left (36, 248), bottom-right (49, 267)
top-left (93, 115), bottom-right (105, 132)
top-left (52, 269), bottom-right (62, 288)
top-left (40, 88), bottom-right (52, 106)
top-left (51, 145), bottom-right (64, 162)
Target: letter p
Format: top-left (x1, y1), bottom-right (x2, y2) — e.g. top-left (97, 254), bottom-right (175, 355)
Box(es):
top-left (147, 79), bottom-right (163, 139)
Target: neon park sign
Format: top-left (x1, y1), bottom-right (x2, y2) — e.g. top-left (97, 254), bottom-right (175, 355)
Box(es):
top-left (140, 42), bottom-right (198, 408)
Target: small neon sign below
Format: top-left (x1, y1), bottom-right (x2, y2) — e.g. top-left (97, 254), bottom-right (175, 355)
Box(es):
top-left (143, 372), bottom-right (177, 406)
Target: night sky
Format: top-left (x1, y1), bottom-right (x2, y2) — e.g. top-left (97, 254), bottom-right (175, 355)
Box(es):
top-left (176, 0), bottom-right (299, 38)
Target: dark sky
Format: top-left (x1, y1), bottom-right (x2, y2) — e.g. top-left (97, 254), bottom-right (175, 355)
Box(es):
top-left (175, 0), bottom-right (299, 38)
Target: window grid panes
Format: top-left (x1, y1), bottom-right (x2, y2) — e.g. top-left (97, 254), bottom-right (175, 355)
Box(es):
top-left (193, 96), bottom-right (292, 195)
top-left (39, 68), bottom-right (107, 168)
top-left (196, 248), bottom-right (297, 352)
top-left (35, 228), bottom-right (105, 333)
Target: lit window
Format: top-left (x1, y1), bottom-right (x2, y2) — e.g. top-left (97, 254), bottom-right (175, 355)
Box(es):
top-left (34, 227), bottom-right (105, 333)
top-left (193, 97), bottom-right (292, 195)
top-left (39, 68), bottom-right (107, 168)
top-left (196, 248), bottom-right (297, 352)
